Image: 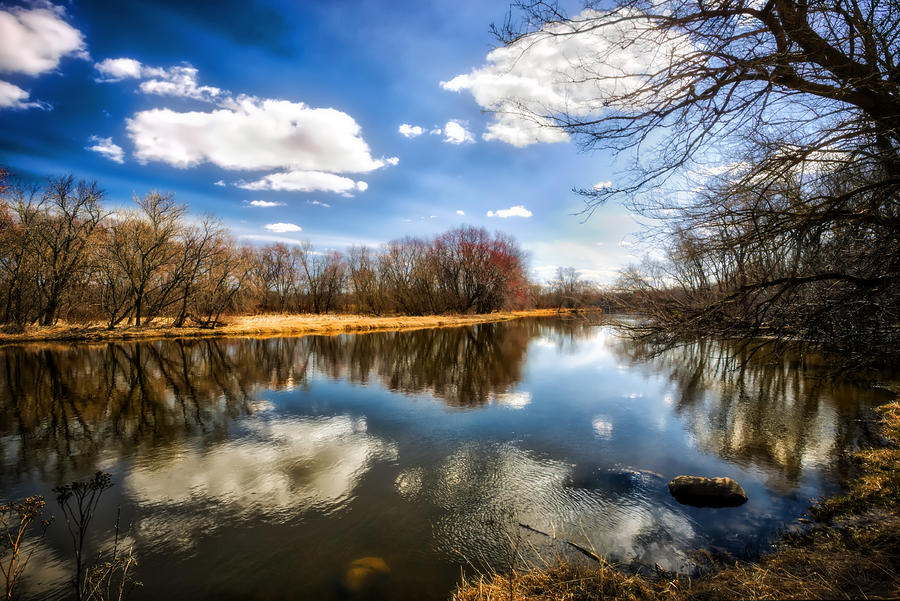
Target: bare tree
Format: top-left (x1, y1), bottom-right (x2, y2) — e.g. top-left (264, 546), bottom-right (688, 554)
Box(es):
top-left (252, 243), bottom-right (303, 312)
top-left (102, 193), bottom-right (185, 327)
top-left (347, 245), bottom-right (386, 315)
top-left (483, 0), bottom-right (900, 360)
top-left (34, 176), bottom-right (105, 325)
top-left (0, 184), bottom-right (42, 329)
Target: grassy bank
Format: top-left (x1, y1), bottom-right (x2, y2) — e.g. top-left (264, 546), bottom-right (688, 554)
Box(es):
top-left (453, 399), bottom-right (900, 601)
top-left (0, 309), bottom-right (576, 345)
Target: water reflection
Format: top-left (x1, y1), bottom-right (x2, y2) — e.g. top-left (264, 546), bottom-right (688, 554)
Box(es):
top-left (0, 318), bottom-right (891, 600)
top-left (611, 335), bottom-right (890, 487)
top-left (398, 443), bottom-right (698, 572)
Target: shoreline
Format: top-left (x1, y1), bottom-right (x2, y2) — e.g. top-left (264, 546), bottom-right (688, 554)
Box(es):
top-left (452, 394), bottom-right (900, 600)
top-left (0, 308), bottom-right (584, 345)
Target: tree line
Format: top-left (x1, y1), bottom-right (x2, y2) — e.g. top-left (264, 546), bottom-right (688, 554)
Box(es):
top-left (0, 169), bottom-right (575, 329)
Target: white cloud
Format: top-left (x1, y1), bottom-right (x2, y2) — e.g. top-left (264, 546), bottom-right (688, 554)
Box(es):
top-left (383, 156), bottom-right (399, 166)
top-left (127, 96), bottom-right (389, 174)
top-left (86, 136), bottom-right (124, 163)
top-left (441, 8), bottom-right (690, 147)
top-left (125, 414), bottom-right (396, 518)
top-left (240, 234), bottom-right (305, 245)
top-left (139, 66), bottom-right (222, 102)
top-left (239, 170), bottom-right (367, 195)
top-left (486, 205), bottom-right (532, 218)
top-left (0, 80), bottom-right (47, 110)
top-left (264, 222), bottom-right (302, 233)
top-left (0, 5), bottom-right (87, 77)
top-left (443, 120), bottom-right (474, 145)
top-left (592, 181), bottom-right (613, 190)
top-left (214, 179), bottom-right (226, 187)
top-left (96, 58), bottom-right (221, 101)
top-left (429, 128), bottom-right (442, 135)
top-left (245, 200), bottom-right (285, 208)
top-left (398, 123), bottom-right (423, 138)
top-left (456, 210), bottom-right (465, 216)
top-left (94, 57), bottom-right (144, 81)
top-left (307, 200), bottom-right (331, 208)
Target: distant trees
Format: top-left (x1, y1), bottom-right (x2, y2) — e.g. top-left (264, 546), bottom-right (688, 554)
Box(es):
top-left (253, 226), bottom-right (528, 316)
top-left (0, 172), bottom-right (536, 327)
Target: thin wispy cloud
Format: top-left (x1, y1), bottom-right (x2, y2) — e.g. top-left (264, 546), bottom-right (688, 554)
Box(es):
top-left (0, 81), bottom-right (48, 110)
top-left (487, 205), bottom-right (532, 218)
top-left (240, 171), bottom-right (368, 195)
top-left (264, 222), bottom-right (302, 233)
top-left (244, 200), bottom-right (285, 208)
top-left (86, 136), bottom-right (124, 163)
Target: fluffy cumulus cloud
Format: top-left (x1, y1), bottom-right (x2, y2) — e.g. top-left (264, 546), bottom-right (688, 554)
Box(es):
top-left (0, 80), bottom-right (46, 110)
top-left (456, 209), bottom-right (465, 216)
top-left (239, 170), bottom-right (368, 195)
top-left (86, 136), bottom-right (124, 163)
top-left (128, 96), bottom-right (391, 174)
top-left (0, 5), bottom-right (87, 76)
top-left (398, 123), bottom-right (424, 138)
top-left (487, 205), bottom-right (533, 218)
top-left (264, 222), bottom-right (302, 233)
top-left (443, 120), bottom-right (474, 145)
top-left (114, 63), bottom-right (395, 195)
top-left (592, 180), bottom-right (613, 190)
top-left (245, 200), bottom-right (285, 208)
top-left (441, 8), bottom-right (689, 147)
top-left (94, 57), bottom-right (144, 81)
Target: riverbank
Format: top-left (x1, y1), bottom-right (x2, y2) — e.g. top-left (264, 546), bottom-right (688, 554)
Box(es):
top-left (452, 396), bottom-right (900, 600)
top-left (0, 308), bottom-right (581, 345)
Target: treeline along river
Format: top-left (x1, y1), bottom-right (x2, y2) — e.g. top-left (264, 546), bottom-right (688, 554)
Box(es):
top-left (0, 317), bottom-right (894, 600)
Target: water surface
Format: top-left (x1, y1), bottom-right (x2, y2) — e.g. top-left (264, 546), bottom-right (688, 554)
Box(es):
top-left (0, 318), bottom-right (890, 600)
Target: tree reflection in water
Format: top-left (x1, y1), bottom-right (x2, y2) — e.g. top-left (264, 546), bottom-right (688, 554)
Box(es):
top-left (0, 321), bottom-right (574, 476)
top-left (609, 335), bottom-right (893, 488)
top-left (0, 319), bottom-right (888, 486)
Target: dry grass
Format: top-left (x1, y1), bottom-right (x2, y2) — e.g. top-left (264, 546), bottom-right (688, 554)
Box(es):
top-left (452, 401), bottom-right (900, 601)
top-left (0, 309), bottom-right (575, 345)
top-left (453, 561), bottom-right (679, 601)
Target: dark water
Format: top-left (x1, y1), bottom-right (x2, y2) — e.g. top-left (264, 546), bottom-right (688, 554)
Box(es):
top-left (0, 318), bottom-right (892, 600)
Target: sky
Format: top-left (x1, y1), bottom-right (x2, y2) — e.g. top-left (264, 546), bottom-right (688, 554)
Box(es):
top-left (0, 0), bottom-right (647, 283)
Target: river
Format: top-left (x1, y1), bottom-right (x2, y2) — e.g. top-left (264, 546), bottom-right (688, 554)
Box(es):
top-left (0, 317), bottom-right (891, 600)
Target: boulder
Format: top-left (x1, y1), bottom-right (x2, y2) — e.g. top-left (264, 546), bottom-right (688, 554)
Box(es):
top-left (668, 475), bottom-right (748, 507)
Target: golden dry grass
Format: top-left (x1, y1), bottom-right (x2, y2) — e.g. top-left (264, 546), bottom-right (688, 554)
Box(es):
top-left (453, 561), bottom-right (677, 601)
top-left (0, 309), bottom-right (575, 345)
top-left (452, 401), bottom-right (900, 601)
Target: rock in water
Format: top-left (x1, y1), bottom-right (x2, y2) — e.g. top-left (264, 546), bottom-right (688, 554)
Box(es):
top-left (341, 556), bottom-right (390, 599)
top-left (668, 475), bottom-right (748, 507)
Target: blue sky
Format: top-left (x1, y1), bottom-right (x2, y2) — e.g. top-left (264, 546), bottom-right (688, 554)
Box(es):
top-left (0, 0), bottom-right (645, 283)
